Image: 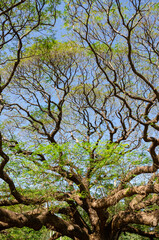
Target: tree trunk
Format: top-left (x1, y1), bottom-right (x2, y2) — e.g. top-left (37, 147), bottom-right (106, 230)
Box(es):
top-left (89, 223), bottom-right (121, 240)
top-left (89, 231), bottom-right (120, 240)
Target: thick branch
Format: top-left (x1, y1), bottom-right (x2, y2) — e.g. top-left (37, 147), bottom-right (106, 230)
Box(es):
top-left (92, 183), bottom-right (159, 209)
top-left (123, 225), bottom-right (159, 239)
top-left (112, 210), bottom-right (159, 229)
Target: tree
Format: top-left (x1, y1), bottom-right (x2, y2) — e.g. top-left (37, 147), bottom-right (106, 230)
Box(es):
top-left (0, 0), bottom-right (59, 111)
top-left (0, 0), bottom-right (159, 240)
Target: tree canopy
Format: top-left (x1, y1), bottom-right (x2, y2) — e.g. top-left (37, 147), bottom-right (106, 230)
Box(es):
top-left (0, 1), bottom-right (159, 240)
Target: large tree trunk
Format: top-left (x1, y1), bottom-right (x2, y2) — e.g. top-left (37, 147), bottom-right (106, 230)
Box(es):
top-left (89, 232), bottom-right (120, 240)
top-left (89, 225), bottom-right (121, 240)
top-left (103, 223), bottom-right (121, 240)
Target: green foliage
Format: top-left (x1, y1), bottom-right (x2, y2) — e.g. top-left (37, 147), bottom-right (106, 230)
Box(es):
top-left (2, 140), bottom-right (150, 201)
top-left (0, 226), bottom-right (49, 240)
top-left (119, 232), bottom-right (149, 240)
top-left (25, 38), bottom-right (80, 60)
